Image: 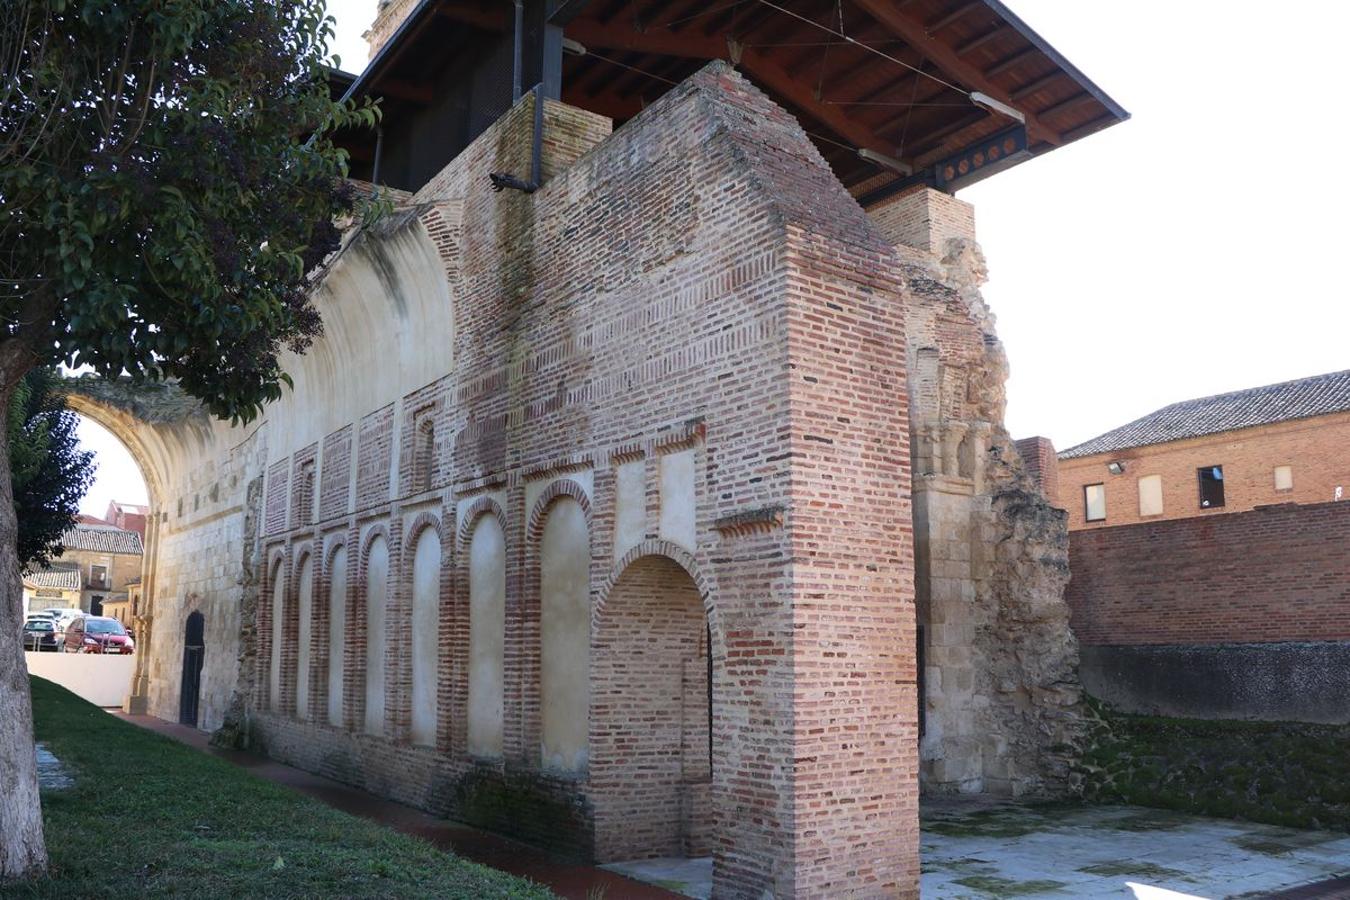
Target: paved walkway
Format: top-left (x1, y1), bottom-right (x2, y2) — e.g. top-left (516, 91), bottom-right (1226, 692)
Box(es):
top-left (921, 799), bottom-right (1350, 899)
top-left (114, 712), bottom-right (677, 900)
top-left (609, 802), bottom-right (1350, 899)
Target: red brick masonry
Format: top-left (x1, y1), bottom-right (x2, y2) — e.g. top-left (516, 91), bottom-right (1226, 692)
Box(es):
top-left (1067, 500), bottom-right (1350, 647)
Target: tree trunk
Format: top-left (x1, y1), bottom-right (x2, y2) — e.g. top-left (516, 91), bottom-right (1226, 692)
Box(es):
top-left (0, 362), bottom-right (47, 878)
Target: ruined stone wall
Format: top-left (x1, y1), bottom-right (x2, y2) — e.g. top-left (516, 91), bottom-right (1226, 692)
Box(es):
top-left (144, 427), bottom-right (266, 732)
top-left (1015, 435), bottom-right (1061, 505)
top-left (363, 0), bottom-right (416, 59)
top-left (866, 186), bottom-right (1085, 797)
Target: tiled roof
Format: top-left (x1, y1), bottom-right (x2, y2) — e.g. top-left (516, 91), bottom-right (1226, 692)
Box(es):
top-left (1060, 370), bottom-right (1350, 460)
top-left (60, 524), bottom-right (144, 555)
top-left (23, 565), bottom-right (82, 591)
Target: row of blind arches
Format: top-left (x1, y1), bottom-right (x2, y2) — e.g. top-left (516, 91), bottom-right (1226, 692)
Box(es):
top-left (264, 494), bottom-right (591, 769)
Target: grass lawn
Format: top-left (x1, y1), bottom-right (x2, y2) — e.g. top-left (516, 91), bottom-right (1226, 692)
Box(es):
top-left (1, 677), bottom-right (554, 898)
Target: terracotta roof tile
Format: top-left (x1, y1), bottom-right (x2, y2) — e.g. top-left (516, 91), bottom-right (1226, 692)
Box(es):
top-left (1060, 370), bottom-right (1350, 459)
top-left (60, 524), bottom-right (144, 555)
top-left (23, 565), bottom-right (82, 591)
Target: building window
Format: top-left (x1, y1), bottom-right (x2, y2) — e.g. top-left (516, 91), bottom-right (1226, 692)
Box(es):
top-left (1084, 483), bottom-right (1106, 522)
top-left (1198, 465), bottom-right (1225, 508)
top-left (1137, 475), bottom-right (1163, 517)
top-left (1274, 465), bottom-right (1293, 492)
top-left (90, 564), bottom-right (107, 587)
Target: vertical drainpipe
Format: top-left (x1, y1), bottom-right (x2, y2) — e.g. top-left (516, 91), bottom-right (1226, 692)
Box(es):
top-left (512, 0), bottom-right (524, 103)
top-left (371, 125), bottom-right (385, 187)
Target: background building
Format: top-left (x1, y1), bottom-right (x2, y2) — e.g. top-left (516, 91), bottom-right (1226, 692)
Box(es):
top-left (104, 500), bottom-right (149, 538)
top-left (22, 566), bottom-right (82, 617)
top-left (30, 523), bottom-right (145, 616)
top-left (102, 576), bottom-right (142, 632)
top-left (1052, 370), bottom-right (1350, 724)
top-left (1056, 370), bottom-right (1350, 529)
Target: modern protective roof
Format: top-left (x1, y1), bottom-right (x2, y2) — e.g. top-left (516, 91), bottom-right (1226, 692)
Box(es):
top-left (60, 524), bottom-right (144, 556)
top-left (335, 0), bottom-right (1127, 195)
top-left (1059, 370), bottom-right (1350, 460)
top-left (23, 565), bottom-right (82, 592)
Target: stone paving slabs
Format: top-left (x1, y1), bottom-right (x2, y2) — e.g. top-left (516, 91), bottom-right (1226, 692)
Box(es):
top-left (606, 803), bottom-right (1349, 899)
top-left (922, 802), bottom-right (1350, 898)
top-left (601, 857), bottom-right (712, 900)
top-left (34, 741), bottom-right (73, 791)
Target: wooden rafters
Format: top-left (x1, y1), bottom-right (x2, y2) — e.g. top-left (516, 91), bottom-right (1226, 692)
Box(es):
top-left (336, 0), bottom-right (1127, 195)
top-left (956, 26), bottom-right (1006, 56)
top-left (847, 0), bottom-right (1062, 146)
top-left (565, 17), bottom-right (898, 158)
top-left (925, 0), bottom-right (982, 33)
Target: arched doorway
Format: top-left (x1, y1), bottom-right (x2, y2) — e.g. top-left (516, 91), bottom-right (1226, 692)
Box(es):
top-left (180, 611), bottom-right (205, 727)
top-left (591, 554), bottom-right (712, 862)
top-left (62, 390), bottom-right (178, 717)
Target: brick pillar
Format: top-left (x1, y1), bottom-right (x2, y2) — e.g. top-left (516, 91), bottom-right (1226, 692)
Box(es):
top-left (864, 185), bottom-right (976, 256)
top-left (777, 232), bottom-right (919, 897)
top-left (1014, 436), bottom-right (1061, 507)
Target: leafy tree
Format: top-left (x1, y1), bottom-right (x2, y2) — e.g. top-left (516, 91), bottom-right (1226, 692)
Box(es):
top-left (8, 369), bottom-right (96, 570)
top-left (0, 0), bottom-right (378, 876)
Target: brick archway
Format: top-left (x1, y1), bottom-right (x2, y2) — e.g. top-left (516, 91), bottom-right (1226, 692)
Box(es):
top-left (590, 552), bottom-right (714, 863)
top-left (260, 549), bottom-right (289, 712)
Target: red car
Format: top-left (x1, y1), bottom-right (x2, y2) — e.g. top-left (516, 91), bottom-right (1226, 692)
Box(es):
top-left (63, 616), bottom-right (135, 654)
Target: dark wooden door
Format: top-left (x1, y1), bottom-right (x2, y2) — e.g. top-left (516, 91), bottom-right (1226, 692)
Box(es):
top-left (180, 612), bottom-right (205, 727)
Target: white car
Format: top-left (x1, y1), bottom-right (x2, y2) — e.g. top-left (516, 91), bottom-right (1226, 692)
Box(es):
top-left (42, 609), bottom-right (83, 635)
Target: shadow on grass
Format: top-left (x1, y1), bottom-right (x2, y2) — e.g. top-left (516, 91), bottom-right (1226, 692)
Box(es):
top-left (0, 677), bottom-right (554, 899)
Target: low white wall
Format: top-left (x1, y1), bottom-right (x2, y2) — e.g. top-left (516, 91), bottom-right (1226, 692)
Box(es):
top-left (24, 653), bottom-right (136, 708)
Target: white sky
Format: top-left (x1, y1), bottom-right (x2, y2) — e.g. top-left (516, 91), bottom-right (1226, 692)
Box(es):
top-left (75, 417), bottom-right (144, 517)
top-left (78, 0), bottom-right (1350, 509)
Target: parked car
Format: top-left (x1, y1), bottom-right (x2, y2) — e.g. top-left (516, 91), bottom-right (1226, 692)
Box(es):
top-left (63, 616), bottom-right (134, 654)
top-left (44, 608), bottom-right (81, 633)
top-left (22, 618), bottom-right (60, 652)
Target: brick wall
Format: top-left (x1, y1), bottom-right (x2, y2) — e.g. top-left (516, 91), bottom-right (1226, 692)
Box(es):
top-left (1067, 500), bottom-right (1350, 646)
top-left (590, 555), bottom-right (707, 861)
top-left (1059, 411), bottom-right (1350, 530)
top-left (1015, 436), bottom-right (1060, 506)
top-left (866, 183), bottom-right (976, 255)
top-left (237, 63), bottom-right (918, 897)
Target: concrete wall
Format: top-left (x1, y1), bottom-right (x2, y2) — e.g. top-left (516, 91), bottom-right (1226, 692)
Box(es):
top-left (1081, 643), bottom-right (1350, 724)
top-left (1059, 410), bottom-right (1350, 530)
top-left (25, 655), bottom-right (136, 708)
top-left (1068, 500), bottom-right (1350, 722)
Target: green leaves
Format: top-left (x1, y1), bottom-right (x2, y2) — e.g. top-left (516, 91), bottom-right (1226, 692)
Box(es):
top-left (8, 369), bottom-right (96, 570)
top-left (2, 0), bottom-right (380, 424)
